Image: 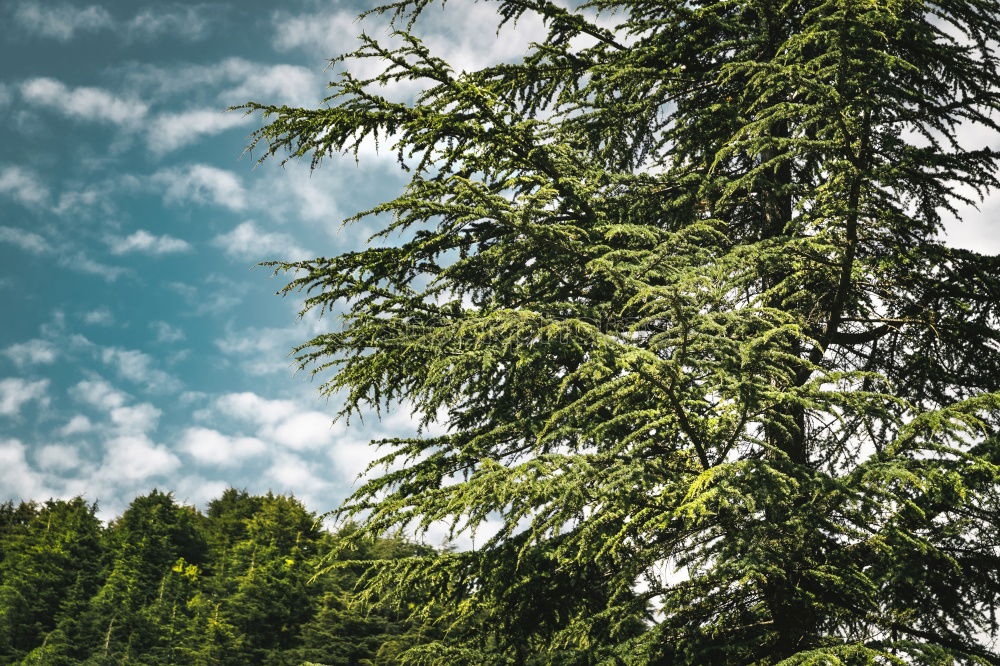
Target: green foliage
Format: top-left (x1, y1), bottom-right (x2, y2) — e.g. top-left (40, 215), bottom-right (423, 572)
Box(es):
top-left (0, 498), bottom-right (102, 663)
top-left (242, 0), bottom-right (1000, 663)
top-left (0, 490), bottom-right (435, 664)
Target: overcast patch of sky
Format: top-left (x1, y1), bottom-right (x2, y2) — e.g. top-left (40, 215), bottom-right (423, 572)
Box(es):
top-left (0, 0), bottom-right (998, 541)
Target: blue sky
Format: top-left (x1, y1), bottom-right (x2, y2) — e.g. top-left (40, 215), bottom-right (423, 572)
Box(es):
top-left (0, 0), bottom-right (552, 526)
top-left (0, 0), bottom-right (998, 527)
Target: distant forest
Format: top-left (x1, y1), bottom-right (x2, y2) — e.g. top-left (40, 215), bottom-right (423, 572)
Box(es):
top-left (0, 490), bottom-right (433, 665)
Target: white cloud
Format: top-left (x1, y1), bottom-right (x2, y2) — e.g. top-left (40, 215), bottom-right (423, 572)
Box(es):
top-left (0, 377), bottom-right (50, 417)
top-left (108, 229), bottom-right (191, 255)
top-left (100, 347), bottom-right (181, 393)
top-left (271, 5), bottom-right (548, 92)
top-left (126, 4), bottom-right (218, 42)
top-left (172, 476), bottom-right (229, 508)
top-left (0, 225), bottom-right (126, 281)
top-left (3, 339), bottom-right (58, 366)
top-left (269, 411), bottom-right (337, 450)
top-left (0, 440), bottom-right (49, 500)
top-left (218, 63), bottom-right (319, 108)
top-left (21, 77), bottom-right (148, 126)
top-left (210, 391), bottom-right (341, 451)
top-left (328, 438), bottom-right (384, 483)
top-left (83, 307), bottom-right (114, 326)
top-left (0, 166), bottom-right (50, 208)
top-left (12, 1), bottom-right (113, 41)
top-left (265, 455), bottom-right (333, 508)
top-left (0, 226), bottom-right (50, 253)
top-left (36, 444), bottom-right (83, 472)
top-left (117, 58), bottom-right (318, 109)
top-left (179, 426), bottom-right (268, 466)
top-left (213, 220), bottom-right (309, 262)
top-left (263, 163), bottom-right (346, 225)
top-left (147, 108), bottom-right (250, 154)
top-left (109, 403), bottom-right (161, 435)
top-left (100, 434), bottom-right (180, 481)
top-left (215, 392), bottom-right (298, 424)
top-left (151, 321), bottom-right (185, 343)
top-left (71, 378), bottom-right (128, 410)
top-left (59, 414), bottom-right (94, 436)
top-left (11, 2), bottom-right (220, 44)
top-left (153, 164), bottom-right (246, 211)
top-left (214, 324), bottom-right (299, 376)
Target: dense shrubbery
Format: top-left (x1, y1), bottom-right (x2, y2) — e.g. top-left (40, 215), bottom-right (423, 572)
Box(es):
top-left (0, 490), bottom-right (431, 665)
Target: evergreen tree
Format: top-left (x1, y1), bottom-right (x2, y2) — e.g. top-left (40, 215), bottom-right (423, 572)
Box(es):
top-left (0, 498), bottom-right (102, 663)
top-left (244, 0), bottom-right (1000, 663)
top-left (216, 493), bottom-right (321, 663)
top-left (80, 490), bottom-right (208, 663)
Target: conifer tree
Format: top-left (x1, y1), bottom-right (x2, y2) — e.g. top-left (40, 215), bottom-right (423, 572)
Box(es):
top-left (0, 498), bottom-right (101, 662)
top-left (245, 0), bottom-right (1000, 663)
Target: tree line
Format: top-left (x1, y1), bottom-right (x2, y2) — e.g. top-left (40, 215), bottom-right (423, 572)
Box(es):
top-left (0, 489), bottom-right (436, 665)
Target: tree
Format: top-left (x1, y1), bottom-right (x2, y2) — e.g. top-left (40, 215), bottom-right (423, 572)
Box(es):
top-left (244, 0), bottom-right (1000, 663)
top-left (0, 498), bottom-right (102, 663)
top-left (79, 490), bottom-right (208, 663)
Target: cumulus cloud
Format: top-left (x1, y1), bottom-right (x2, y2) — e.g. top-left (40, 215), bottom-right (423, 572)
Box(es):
top-left (213, 324), bottom-right (299, 376)
top-left (0, 166), bottom-right (50, 208)
top-left (215, 392), bottom-right (298, 424)
top-left (272, 9), bottom-right (361, 55)
top-left (153, 164), bottom-right (246, 211)
top-left (108, 229), bottom-right (191, 255)
top-left (146, 108), bottom-right (250, 154)
top-left (3, 339), bottom-right (58, 367)
top-left (21, 77), bottom-right (148, 126)
top-left (59, 414), bottom-right (94, 437)
top-left (11, 1), bottom-right (113, 41)
top-left (209, 392), bottom-right (341, 452)
top-left (179, 426), bottom-right (268, 466)
top-left (83, 307), bottom-right (114, 326)
top-left (100, 347), bottom-right (182, 393)
top-left (327, 437), bottom-right (386, 483)
top-left (35, 444), bottom-right (83, 472)
top-left (261, 163), bottom-right (347, 225)
top-left (0, 440), bottom-right (50, 501)
top-left (100, 435), bottom-right (180, 481)
top-left (213, 220), bottom-right (309, 262)
top-left (151, 321), bottom-right (185, 344)
top-left (218, 62), bottom-right (319, 108)
top-left (109, 403), bottom-right (161, 435)
top-left (0, 377), bottom-right (50, 417)
top-left (265, 455), bottom-right (333, 508)
top-left (71, 378), bottom-right (129, 411)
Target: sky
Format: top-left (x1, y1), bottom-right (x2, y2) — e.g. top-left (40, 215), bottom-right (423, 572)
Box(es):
top-left (0, 0), bottom-right (998, 528)
top-left (0, 0), bottom-right (554, 528)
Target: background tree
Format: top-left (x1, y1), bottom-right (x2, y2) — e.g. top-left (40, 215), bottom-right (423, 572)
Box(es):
top-left (0, 498), bottom-right (101, 663)
top-left (0, 489), bottom-right (432, 664)
top-left (243, 0), bottom-right (1000, 663)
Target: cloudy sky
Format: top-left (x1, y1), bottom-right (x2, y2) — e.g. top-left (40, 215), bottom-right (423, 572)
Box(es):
top-left (0, 0), bottom-right (998, 525)
top-left (0, 0), bottom-right (554, 525)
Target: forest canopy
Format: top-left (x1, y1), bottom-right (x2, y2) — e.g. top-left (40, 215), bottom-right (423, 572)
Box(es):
top-left (0, 490), bottom-right (433, 665)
